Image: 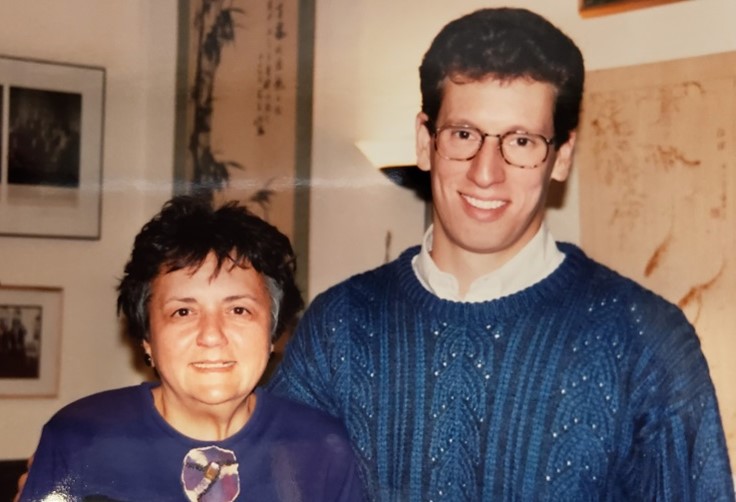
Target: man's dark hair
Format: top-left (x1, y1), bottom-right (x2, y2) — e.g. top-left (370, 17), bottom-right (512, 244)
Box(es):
top-left (117, 195), bottom-right (304, 342)
top-left (419, 8), bottom-right (584, 147)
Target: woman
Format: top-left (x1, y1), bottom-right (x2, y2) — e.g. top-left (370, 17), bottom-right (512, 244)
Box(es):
top-left (20, 196), bottom-right (365, 502)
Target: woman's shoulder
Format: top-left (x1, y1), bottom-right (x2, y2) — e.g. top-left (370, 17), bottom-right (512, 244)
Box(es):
top-left (247, 389), bottom-right (358, 476)
top-left (46, 383), bottom-right (151, 431)
top-left (255, 389), bottom-right (350, 440)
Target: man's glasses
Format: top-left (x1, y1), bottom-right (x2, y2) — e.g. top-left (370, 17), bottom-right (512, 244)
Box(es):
top-left (427, 123), bottom-right (554, 169)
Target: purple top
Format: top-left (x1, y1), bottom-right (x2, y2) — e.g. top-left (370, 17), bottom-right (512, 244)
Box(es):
top-left (21, 382), bottom-right (365, 501)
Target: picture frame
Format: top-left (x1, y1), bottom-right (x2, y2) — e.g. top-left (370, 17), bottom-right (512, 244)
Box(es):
top-left (0, 55), bottom-right (105, 240)
top-left (0, 285), bottom-right (62, 397)
top-left (173, 0), bottom-right (315, 294)
top-left (579, 0), bottom-right (687, 17)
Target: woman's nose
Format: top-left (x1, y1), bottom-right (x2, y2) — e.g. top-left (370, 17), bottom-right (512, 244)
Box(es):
top-left (196, 315), bottom-right (227, 346)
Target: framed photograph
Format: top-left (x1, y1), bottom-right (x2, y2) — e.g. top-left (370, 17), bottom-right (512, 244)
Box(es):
top-left (0, 55), bottom-right (105, 239)
top-left (173, 0), bottom-right (315, 294)
top-left (579, 0), bottom-right (687, 17)
top-left (0, 285), bottom-right (62, 397)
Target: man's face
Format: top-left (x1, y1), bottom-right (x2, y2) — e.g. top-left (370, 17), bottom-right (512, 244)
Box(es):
top-left (416, 77), bottom-right (576, 272)
top-left (144, 253), bottom-right (273, 413)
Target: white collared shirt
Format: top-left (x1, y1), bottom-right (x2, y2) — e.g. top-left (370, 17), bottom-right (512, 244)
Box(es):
top-left (411, 223), bottom-right (565, 302)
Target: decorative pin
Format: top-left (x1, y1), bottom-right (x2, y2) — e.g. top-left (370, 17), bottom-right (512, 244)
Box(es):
top-left (181, 445), bottom-right (239, 502)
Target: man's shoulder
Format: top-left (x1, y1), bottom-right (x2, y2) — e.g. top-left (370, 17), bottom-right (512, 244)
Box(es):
top-left (559, 243), bottom-right (674, 301)
top-left (315, 245), bottom-right (419, 299)
top-left (558, 242), bottom-right (690, 328)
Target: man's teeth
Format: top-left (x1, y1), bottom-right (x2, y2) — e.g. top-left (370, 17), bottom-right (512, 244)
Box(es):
top-left (464, 195), bottom-right (505, 210)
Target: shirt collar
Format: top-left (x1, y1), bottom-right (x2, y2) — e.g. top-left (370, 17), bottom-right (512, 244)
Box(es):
top-left (411, 222), bottom-right (564, 302)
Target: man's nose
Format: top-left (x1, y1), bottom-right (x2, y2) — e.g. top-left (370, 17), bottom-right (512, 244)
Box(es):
top-left (466, 136), bottom-right (506, 187)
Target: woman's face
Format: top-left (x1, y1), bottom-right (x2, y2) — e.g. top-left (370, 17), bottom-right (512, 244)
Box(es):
top-left (143, 253), bottom-right (272, 412)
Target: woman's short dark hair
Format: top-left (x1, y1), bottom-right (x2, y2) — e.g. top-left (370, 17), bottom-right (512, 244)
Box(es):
top-left (117, 195), bottom-right (304, 342)
top-left (419, 8), bottom-right (585, 147)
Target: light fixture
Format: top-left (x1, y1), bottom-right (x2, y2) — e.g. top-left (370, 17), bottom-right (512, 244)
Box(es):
top-left (354, 139), bottom-right (431, 202)
top-left (354, 138), bottom-right (416, 169)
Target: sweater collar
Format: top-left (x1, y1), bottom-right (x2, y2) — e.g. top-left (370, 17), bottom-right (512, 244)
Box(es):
top-left (411, 223), bottom-right (565, 302)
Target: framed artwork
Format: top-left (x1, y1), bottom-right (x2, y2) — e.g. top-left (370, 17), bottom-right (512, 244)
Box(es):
top-left (577, 51), bottom-right (736, 464)
top-left (173, 0), bottom-right (315, 294)
top-left (0, 55), bottom-right (105, 240)
top-left (0, 285), bottom-right (62, 397)
top-left (579, 0), bottom-right (687, 17)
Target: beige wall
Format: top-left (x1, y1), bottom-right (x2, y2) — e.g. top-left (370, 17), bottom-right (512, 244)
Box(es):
top-left (1, 0), bottom-right (735, 468)
top-left (0, 0), bottom-right (177, 458)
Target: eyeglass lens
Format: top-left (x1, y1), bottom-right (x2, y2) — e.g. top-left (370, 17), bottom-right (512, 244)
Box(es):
top-left (436, 126), bottom-right (550, 168)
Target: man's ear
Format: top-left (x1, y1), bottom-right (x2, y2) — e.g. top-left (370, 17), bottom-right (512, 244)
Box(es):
top-left (416, 112), bottom-right (432, 173)
top-left (550, 130), bottom-right (576, 182)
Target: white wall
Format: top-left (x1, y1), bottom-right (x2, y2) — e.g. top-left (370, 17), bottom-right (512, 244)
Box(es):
top-left (0, 0), bottom-right (177, 458)
top-left (309, 0), bottom-right (736, 297)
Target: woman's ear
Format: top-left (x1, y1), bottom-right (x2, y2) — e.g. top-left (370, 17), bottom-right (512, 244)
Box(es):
top-left (416, 112), bottom-right (432, 173)
top-left (142, 340), bottom-right (154, 367)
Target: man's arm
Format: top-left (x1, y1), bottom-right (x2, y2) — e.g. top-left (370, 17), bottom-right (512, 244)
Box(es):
top-left (621, 306), bottom-right (735, 500)
top-left (267, 293), bottom-right (341, 416)
top-left (626, 387), bottom-right (734, 500)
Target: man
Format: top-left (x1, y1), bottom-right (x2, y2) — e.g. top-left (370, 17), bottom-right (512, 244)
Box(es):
top-left (268, 7), bottom-right (734, 501)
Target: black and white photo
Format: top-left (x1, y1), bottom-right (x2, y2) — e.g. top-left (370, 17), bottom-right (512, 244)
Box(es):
top-left (0, 56), bottom-right (104, 239)
top-left (0, 286), bottom-right (61, 397)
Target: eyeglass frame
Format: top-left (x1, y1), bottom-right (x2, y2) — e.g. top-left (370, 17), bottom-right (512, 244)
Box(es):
top-left (425, 121), bottom-right (556, 169)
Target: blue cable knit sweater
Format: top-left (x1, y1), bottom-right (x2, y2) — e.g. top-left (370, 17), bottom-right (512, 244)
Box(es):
top-left (269, 243), bottom-right (734, 501)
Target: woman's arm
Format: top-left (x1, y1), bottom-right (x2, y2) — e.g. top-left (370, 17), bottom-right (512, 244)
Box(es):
top-left (12, 454), bottom-right (33, 502)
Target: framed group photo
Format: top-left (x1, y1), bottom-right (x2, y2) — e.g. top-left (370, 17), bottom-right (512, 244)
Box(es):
top-left (0, 285), bottom-right (62, 397)
top-left (0, 55), bottom-right (105, 239)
